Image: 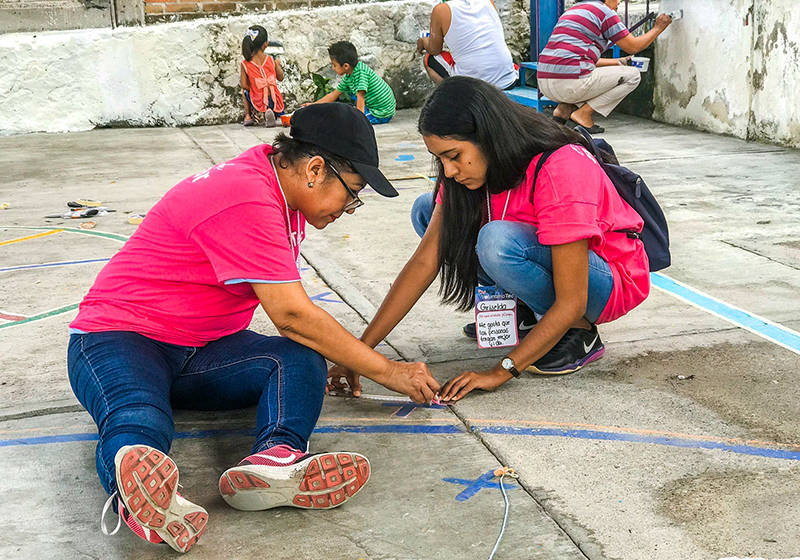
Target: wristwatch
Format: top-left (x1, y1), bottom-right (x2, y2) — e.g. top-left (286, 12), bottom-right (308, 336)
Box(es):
top-left (500, 357), bottom-right (521, 378)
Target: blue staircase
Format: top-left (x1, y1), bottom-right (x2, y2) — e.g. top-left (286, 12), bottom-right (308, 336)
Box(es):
top-left (504, 62), bottom-right (559, 112)
top-left (504, 0), bottom-right (563, 112)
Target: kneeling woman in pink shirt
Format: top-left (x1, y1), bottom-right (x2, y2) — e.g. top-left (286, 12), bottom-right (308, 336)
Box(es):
top-left (330, 76), bottom-right (650, 402)
top-left (67, 104), bottom-right (439, 553)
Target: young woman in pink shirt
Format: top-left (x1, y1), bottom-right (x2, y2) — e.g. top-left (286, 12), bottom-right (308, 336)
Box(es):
top-left (329, 76), bottom-right (650, 402)
top-left (68, 104), bottom-right (439, 552)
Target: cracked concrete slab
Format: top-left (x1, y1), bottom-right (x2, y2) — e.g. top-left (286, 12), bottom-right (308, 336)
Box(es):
top-left (2, 110), bottom-right (800, 560)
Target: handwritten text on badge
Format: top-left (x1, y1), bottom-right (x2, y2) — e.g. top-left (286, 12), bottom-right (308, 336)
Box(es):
top-left (475, 287), bottom-right (519, 349)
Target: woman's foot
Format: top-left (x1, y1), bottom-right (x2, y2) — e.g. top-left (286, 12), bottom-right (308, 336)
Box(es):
top-left (574, 123), bottom-right (605, 134)
top-left (219, 444), bottom-right (370, 511)
top-left (243, 116), bottom-right (255, 126)
top-left (525, 324), bottom-right (605, 375)
top-left (264, 109), bottom-right (277, 128)
top-left (111, 445), bottom-right (207, 553)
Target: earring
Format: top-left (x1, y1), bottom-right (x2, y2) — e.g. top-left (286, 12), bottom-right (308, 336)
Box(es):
top-left (308, 182), bottom-right (314, 188)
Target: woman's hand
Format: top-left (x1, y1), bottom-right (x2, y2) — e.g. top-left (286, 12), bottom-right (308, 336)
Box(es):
top-left (327, 364), bottom-right (362, 396)
top-left (440, 367), bottom-right (511, 402)
top-left (380, 361), bottom-right (440, 404)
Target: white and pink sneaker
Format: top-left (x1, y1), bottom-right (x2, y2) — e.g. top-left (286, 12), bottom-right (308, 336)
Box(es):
top-left (218, 444), bottom-right (370, 511)
top-left (103, 445), bottom-right (207, 553)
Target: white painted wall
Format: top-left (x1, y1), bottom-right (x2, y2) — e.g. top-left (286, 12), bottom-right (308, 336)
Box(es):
top-left (654, 0), bottom-right (800, 148)
top-left (749, 0), bottom-right (800, 147)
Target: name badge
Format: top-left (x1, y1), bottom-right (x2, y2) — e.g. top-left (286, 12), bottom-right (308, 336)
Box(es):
top-left (475, 286), bottom-right (519, 349)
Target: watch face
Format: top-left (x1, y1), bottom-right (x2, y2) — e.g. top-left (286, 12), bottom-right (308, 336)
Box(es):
top-left (501, 358), bottom-right (514, 370)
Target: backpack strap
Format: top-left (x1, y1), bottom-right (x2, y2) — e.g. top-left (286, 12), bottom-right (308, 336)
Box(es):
top-left (574, 126), bottom-right (605, 161)
top-left (532, 150), bottom-right (555, 190)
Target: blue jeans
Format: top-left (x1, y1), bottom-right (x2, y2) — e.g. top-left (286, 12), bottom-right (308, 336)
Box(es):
top-left (347, 95), bottom-right (392, 125)
top-left (410, 192), bottom-right (614, 322)
top-left (68, 330), bottom-right (326, 495)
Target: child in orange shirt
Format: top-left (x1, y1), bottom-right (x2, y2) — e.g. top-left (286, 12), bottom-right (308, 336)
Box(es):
top-left (240, 25), bottom-right (285, 127)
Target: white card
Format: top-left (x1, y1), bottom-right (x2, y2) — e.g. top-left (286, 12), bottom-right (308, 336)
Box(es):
top-left (475, 286), bottom-right (519, 349)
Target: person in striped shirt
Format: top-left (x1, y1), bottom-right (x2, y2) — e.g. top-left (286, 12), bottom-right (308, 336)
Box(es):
top-left (538, 0), bottom-right (673, 133)
top-left (312, 41), bottom-right (397, 125)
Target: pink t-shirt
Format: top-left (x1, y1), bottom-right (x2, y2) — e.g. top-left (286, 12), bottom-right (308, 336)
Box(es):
top-left (436, 144), bottom-right (650, 323)
top-left (70, 145), bottom-right (305, 346)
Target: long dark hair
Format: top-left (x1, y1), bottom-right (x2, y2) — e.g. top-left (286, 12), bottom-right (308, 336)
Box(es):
top-left (242, 25), bottom-right (268, 61)
top-left (418, 76), bottom-right (610, 311)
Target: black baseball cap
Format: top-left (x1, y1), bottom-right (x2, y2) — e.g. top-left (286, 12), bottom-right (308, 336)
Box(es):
top-left (290, 103), bottom-right (398, 198)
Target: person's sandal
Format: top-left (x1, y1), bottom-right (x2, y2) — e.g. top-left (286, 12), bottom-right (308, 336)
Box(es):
top-left (571, 122), bottom-right (605, 134)
top-left (243, 117), bottom-right (255, 127)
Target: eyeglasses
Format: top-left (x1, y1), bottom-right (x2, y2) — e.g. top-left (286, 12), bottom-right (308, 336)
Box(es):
top-left (326, 160), bottom-right (364, 214)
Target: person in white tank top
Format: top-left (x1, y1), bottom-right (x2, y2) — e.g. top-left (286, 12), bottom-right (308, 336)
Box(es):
top-left (417, 0), bottom-right (518, 90)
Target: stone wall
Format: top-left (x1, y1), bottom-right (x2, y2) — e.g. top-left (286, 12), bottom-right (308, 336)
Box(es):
top-left (0, 0), bottom-right (528, 135)
top-left (654, 0), bottom-right (800, 148)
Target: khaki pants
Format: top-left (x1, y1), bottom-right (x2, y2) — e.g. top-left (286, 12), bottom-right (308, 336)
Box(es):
top-left (539, 66), bottom-right (641, 117)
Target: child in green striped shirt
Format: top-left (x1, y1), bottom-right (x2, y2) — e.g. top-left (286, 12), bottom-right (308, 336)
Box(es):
top-left (313, 41), bottom-right (396, 125)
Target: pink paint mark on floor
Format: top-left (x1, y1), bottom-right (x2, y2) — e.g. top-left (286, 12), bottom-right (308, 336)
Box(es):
top-left (0, 310), bottom-right (27, 322)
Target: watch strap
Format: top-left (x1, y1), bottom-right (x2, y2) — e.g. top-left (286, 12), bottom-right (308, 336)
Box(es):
top-left (502, 357), bottom-right (522, 378)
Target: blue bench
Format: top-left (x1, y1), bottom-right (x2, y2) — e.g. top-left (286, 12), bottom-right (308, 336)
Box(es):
top-left (504, 61), bottom-right (559, 112)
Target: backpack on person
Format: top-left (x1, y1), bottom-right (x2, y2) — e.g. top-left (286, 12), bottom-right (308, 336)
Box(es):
top-left (533, 127), bottom-right (671, 272)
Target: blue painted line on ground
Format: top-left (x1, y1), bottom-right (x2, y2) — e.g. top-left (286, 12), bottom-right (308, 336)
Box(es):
top-left (651, 272), bottom-right (800, 355)
top-left (443, 470), bottom-right (519, 501)
top-left (475, 426), bottom-right (800, 461)
top-left (0, 258), bottom-right (111, 273)
top-left (313, 424), bottom-right (461, 435)
top-left (394, 154), bottom-right (415, 162)
top-left (309, 291), bottom-right (344, 304)
top-left (4, 424), bottom-right (800, 462)
top-left (0, 432), bottom-right (101, 447)
top-left (0, 424), bottom-right (461, 448)
top-left (381, 402), bottom-right (447, 418)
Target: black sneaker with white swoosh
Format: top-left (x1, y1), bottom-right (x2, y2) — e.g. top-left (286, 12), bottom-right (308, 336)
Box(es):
top-left (526, 324), bottom-right (605, 375)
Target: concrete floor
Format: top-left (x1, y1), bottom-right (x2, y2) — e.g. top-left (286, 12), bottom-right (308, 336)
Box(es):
top-left (1, 110), bottom-right (800, 560)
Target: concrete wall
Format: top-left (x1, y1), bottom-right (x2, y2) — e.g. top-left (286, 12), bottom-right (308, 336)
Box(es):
top-left (748, 0), bottom-right (800, 147)
top-left (655, 0), bottom-right (800, 148)
top-left (0, 0), bottom-right (113, 34)
top-left (0, 0), bottom-right (144, 33)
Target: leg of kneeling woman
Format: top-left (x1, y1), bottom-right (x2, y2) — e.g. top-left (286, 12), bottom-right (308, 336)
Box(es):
top-left (476, 220), bottom-right (614, 374)
top-left (68, 332), bottom-right (207, 553)
top-left (410, 191), bottom-right (435, 238)
top-left (172, 331), bottom-right (370, 512)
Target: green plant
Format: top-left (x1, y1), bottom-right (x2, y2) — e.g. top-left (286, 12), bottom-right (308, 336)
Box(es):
top-left (312, 73), bottom-right (334, 101)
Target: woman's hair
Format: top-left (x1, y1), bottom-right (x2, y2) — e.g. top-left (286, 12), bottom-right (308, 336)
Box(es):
top-left (242, 25), bottom-right (268, 61)
top-left (272, 133), bottom-right (355, 176)
top-left (418, 76), bottom-right (612, 311)
top-left (328, 41), bottom-right (359, 67)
